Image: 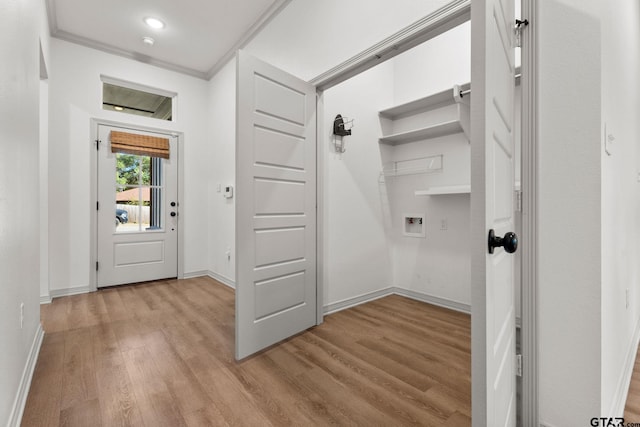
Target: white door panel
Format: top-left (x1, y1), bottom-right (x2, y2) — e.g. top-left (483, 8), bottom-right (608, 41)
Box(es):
top-left (236, 50), bottom-right (317, 360)
top-left (471, 0), bottom-right (517, 425)
top-left (97, 125), bottom-right (178, 287)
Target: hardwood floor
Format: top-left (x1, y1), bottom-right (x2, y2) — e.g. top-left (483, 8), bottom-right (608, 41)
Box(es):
top-left (23, 277), bottom-right (471, 426)
top-left (626, 346), bottom-right (640, 422)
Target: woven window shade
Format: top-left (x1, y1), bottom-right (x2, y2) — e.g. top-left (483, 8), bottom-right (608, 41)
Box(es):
top-left (110, 131), bottom-right (170, 159)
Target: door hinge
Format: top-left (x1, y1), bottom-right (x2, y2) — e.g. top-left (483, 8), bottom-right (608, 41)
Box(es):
top-left (96, 201), bottom-right (99, 210)
top-left (95, 139), bottom-right (101, 150)
top-left (516, 353), bottom-right (523, 377)
top-left (515, 190), bottom-right (522, 212)
top-left (514, 19), bottom-right (529, 48)
top-left (96, 261), bottom-right (99, 271)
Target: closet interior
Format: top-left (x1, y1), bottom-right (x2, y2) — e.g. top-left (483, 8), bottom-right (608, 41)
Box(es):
top-left (322, 21), bottom-right (522, 320)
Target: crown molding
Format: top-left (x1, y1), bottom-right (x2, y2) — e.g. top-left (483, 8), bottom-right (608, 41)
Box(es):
top-left (45, 0), bottom-right (291, 81)
top-left (205, 0), bottom-right (292, 80)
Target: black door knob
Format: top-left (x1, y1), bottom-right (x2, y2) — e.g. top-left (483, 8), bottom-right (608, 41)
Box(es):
top-left (170, 212), bottom-right (177, 217)
top-left (171, 202), bottom-right (176, 207)
top-left (488, 229), bottom-right (518, 254)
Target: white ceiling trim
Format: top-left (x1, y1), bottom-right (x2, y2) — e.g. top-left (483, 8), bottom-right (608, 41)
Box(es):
top-left (54, 29), bottom-right (210, 79)
top-left (45, 0), bottom-right (292, 81)
top-left (310, 0), bottom-right (471, 91)
top-left (204, 0), bottom-right (292, 80)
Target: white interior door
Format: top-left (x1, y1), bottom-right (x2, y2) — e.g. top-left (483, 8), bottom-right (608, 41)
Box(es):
top-left (236, 50), bottom-right (317, 360)
top-left (97, 124), bottom-right (178, 287)
top-left (470, 0), bottom-right (517, 426)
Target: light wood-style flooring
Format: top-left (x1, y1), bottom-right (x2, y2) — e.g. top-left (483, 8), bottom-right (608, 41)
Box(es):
top-left (626, 346), bottom-right (640, 422)
top-left (23, 277), bottom-right (471, 426)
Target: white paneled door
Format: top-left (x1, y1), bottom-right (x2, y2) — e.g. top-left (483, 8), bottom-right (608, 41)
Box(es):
top-left (235, 50), bottom-right (317, 360)
top-left (96, 124), bottom-right (178, 287)
top-left (471, 0), bottom-right (518, 426)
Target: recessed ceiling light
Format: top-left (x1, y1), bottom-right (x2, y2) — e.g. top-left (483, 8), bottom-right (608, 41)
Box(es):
top-left (114, 106), bottom-right (124, 111)
top-left (142, 37), bottom-right (155, 46)
top-left (144, 17), bottom-right (165, 29)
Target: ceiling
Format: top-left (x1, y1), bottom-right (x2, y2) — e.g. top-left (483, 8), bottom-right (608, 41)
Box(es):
top-left (46, 0), bottom-right (289, 80)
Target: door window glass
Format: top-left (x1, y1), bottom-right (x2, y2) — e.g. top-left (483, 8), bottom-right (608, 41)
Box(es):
top-left (115, 153), bottom-right (163, 232)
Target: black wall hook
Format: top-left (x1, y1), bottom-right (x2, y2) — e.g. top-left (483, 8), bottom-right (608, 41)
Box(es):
top-left (333, 114), bottom-right (352, 136)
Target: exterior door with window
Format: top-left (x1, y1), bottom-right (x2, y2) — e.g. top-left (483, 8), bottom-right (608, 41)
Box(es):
top-left (96, 124), bottom-right (178, 287)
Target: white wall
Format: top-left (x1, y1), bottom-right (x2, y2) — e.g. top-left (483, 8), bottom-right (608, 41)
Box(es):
top-left (245, 0), bottom-right (455, 81)
top-left (48, 39), bottom-right (210, 293)
top-left (322, 60), bottom-right (395, 306)
top-left (39, 79), bottom-right (49, 303)
top-left (389, 23), bottom-right (472, 307)
top-left (0, 0), bottom-right (46, 423)
top-left (392, 22), bottom-right (471, 105)
top-left (209, 0), bottom-right (468, 303)
top-left (39, 0), bottom-right (51, 304)
top-left (600, 0), bottom-right (640, 415)
top-left (207, 60), bottom-right (236, 284)
top-left (537, 0), bottom-right (603, 425)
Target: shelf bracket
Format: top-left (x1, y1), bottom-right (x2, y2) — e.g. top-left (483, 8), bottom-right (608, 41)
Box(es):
top-left (453, 85), bottom-right (471, 142)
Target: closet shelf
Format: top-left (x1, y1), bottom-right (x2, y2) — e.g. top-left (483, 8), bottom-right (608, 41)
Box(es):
top-left (415, 182), bottom-right (521, 196)
top-left (379, 83), bottom-right (471, 119)
top-left (414, 185), bottom-right (471, 196)
top-left (379, 120), bottom-right (464, 146)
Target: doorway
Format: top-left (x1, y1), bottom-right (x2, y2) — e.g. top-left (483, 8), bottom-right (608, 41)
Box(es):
top-left (235, 0), bottom-right (534, 424)
top-left (95, 124), bottom-right (179, 288)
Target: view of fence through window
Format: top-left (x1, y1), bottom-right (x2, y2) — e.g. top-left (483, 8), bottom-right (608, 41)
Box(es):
top-left (115, 152), bottom-right (163, 232)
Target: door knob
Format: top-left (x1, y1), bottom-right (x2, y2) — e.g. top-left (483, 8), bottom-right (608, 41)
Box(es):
top-left (170, 212), bottom-right (177, 217)
top-left (170, 202), bottom-right (176, 207)
top-left (488, 229), bottom-right (518, 254)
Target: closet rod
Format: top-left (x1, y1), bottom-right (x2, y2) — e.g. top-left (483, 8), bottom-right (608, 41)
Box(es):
top-left (458, 73), bottom-right (521, 98)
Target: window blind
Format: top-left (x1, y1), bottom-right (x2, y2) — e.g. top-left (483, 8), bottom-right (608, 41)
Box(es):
top-left (110, 131), bottom-right (170, 159)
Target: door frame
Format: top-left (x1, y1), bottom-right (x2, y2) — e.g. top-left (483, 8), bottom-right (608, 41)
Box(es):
top-left (310, 0), bottom-right (538, 423)
top-left (89, 118), bottom-right (185, 291)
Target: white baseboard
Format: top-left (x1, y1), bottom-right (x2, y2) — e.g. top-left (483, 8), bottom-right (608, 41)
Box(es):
top-left (207, 270), bottom-right (236, 289)
top-left (8, 324), bottom-right (44, 427)
top-left (609, 314), bottom-right (640, 416)
top-left (184, 270), bottom-right (236, 289)
top-left (393, 287), bottom-right (471, 314)
top-left (322, 286), bottom-right (469, 316)
top-left (39, 295), bottom-right (52, 305)
top-left (183, 270), bottom-right (209, 279)
top-left (323, 287), bottom-right (394, 315)
top-left (49, 285), bottom-right (91, 299)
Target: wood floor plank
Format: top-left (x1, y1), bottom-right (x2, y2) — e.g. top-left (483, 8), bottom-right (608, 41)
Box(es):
top-left (292, 332), bottom-right (452, 426)
top-left (185, 349), bottom-right (274, 426)
top-left (183, 406), bottom-right (229, 427)
top-left (26, 277), bottom-right (472, 426)
top-left (60, 329), bottom-right (98, 410)
top-left (99, 289), bottom-right (132, 322)
top-left (247, 348), bottom-right (342, 424)
top-left (121, 346), bottom-right (188, 427)
top-left (143, 330), bottom-right (211, 416)
top-left (312, 322), bottom-right (438, 392)
top-left (626, 347), bottom-right (640, 418)
top-left (42, 298), bottom-right (70, 333)
top-left (94, 352), bottom-right (145, 427)
top-left (443, 411), bottom-right (471, 427)
top-left (22, 333), bottom-right (66, 427)
top-left (59, 398), bottom-right (102, 427)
